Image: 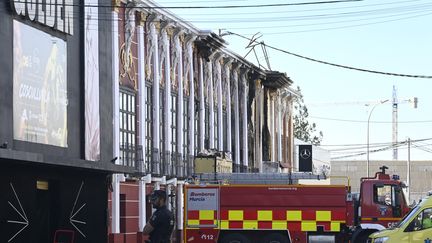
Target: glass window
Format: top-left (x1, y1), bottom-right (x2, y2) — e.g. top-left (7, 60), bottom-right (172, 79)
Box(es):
top-left (214, 109), bottom-right (218, 149)
top-left (374, 185), bottom-right (392, 206)
top-left (119, 88), bottom-right (137, 168)
top-left (159, 88), bottom-right (165, 166)
top-left (144, 82), bottom-right (153, 172)
top-left (417, 208), bottom-right (432, 230)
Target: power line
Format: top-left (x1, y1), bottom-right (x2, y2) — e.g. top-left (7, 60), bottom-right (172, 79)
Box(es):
top-left (184, 2), bottom-right (432, 21)
top-left (227, 32), bottom-right (432, 78)
top-left (9, 0), bottom-right (363, 9)
top-left (309, 116), bottom-right (432, 124)
top-left (214, 8), bottom-right (432, 30)
top-left (170, 0), bottom-right (430, 17)
top-left (243, 11), bottom-right (432, 35)
top-left (320, 137), bottom-right (432, 147)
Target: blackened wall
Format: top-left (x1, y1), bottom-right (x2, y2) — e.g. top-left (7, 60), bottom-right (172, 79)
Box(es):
top-left (0, 1), bottom-right (14, 148)
top-left (98, 0), bottom-right (115, 164)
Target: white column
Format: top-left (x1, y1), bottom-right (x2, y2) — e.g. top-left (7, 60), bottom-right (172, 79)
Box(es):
top-left (161, 28), bottom-right (172, 172)
top-left (198, 59), bottom-right (205, 152)
top-left (187, 39), bottom-right (195, 158)
top-left (137, 18), bottom-right (146, 231)
top-left (175, 33), bottom-right (183, 175)
top-left (138, 175), bottom-right (151, 231)
top-left (241, 72), bottom-right (248, 168)
top-left (149, 20), bottom-right (160, 170)
top-left (216, 58), bottom-right (223, 151)
top-left (111, 7), bottom-right (120, 234)
top-left (206, 61), bottom-right (215, 149)
top-left (270, 94), bottom-right (275, 161)
top-left (256, 81), bottom-right (263, 172)
top-left (233, 67), bottom-right (241, 168)
top-left (177, 182), bottom-right (184, 229)
top-left (277, 94), bottom-right (282, 162)
top-left (223, 61), bottom-right (232, 153)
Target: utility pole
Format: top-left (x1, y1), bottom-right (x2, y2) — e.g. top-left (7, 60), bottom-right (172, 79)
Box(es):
top-left (407, 137), bottom-right (411, 204)
top-left (392, 85), bottom-right (398, 160)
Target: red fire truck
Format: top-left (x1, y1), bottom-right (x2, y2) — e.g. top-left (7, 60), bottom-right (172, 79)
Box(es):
top-left (183, 166), bottom-right (410, 243)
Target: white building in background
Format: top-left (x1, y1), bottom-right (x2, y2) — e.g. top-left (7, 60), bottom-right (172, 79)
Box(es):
top-left (294, 138), bottom-right (331, 176)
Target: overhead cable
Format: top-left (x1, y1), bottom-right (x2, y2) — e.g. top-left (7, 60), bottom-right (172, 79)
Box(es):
top-left (227, 32), bottom-right (432, 79)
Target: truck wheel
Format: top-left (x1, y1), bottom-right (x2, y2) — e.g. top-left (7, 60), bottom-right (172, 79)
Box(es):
top-left (261, 233), bottom-right (290, 243)
top-left (221, 233), bottom-right (251, 243)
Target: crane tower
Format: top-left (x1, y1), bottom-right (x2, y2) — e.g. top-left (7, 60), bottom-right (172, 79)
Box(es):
top-left (392, 86), bottom-right (398, 160)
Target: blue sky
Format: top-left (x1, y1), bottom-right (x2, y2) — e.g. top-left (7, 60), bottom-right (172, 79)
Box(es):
top-left (156, 0), bottom-right (432, 161)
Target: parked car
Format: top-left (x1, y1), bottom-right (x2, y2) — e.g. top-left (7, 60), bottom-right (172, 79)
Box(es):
top-left (368, 191), bottom-right (432, 243)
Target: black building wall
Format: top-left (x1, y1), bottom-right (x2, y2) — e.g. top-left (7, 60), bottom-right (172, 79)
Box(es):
top-left (0, 162), bottom-right (109, 243)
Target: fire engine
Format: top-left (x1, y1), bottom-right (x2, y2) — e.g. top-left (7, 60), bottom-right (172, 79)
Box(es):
top-left (183, 166), bottom-right (410, 243)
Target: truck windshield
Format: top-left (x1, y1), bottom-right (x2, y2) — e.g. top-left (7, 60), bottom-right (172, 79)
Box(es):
top-left (395, 205), bottom-right (420, 228)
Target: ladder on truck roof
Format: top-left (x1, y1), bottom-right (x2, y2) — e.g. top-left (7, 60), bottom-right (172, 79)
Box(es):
top-left (193, 172), bottom-right (326, 185)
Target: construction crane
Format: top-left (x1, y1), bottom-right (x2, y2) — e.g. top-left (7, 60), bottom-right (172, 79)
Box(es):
top-left (392, 85), bottom-right (418, 160)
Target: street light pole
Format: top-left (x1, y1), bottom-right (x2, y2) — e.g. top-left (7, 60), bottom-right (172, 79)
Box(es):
top-left (366, 99), bottom-right (389, 177)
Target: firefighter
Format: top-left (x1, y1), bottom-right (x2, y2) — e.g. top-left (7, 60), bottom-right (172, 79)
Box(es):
top-left (143, 190), bottom-right (175, 243)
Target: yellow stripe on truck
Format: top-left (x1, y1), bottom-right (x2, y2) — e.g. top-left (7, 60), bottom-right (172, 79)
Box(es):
top-left (228, 210), bottom-right (243, 220)
top-left (199, 210), bottom-right (215, 220)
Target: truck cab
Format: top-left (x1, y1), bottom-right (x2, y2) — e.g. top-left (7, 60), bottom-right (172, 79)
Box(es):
top-left (352, 166), bottom-right (411, 242)
top-left (368, 191), bottom-right (432, 243)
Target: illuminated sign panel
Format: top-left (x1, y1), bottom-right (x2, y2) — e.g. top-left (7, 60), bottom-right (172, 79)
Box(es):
top-left (10, 0), bottom-right (74, 35)
top-left (13, 20), bottom-right (68, 147)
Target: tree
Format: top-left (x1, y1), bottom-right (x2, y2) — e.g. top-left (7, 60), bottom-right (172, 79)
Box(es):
top-left (293, 86), bottom-right (323, 145)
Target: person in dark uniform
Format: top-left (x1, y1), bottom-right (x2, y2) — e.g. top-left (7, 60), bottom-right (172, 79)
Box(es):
top-left (143, 190), bottom-right (175, 243)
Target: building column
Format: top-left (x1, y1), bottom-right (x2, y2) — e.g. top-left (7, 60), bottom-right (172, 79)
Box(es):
top-left (215, 56), bottom-right (223, 151)
top-left (270, 93), bottom-right (276, 161)
top-left (198, 58), bottom-right (205, 152)
top-left (148, 16), bottom-right (161, 174)
top-left (186, 37), bottom-right (195, 173)
top-left (288, 98), bottom-right (294, 171)
top-left (174, 31), bottom-right (183, 176)
top-left (233, 66), bottom-right (241, 172)
top-left (277, 93), bottom-right (282, 163)
top-left (111, 3), bottom-right (121, 234)
top-left (223, 59), bottom-right (232, 154)
top-left (255, 80), bottom-right (263, 172)
top-left (137, 13), bottom-right (146, 231)
top-left (205, 60), bottom-right (215, 149)
top-left (161, 26), bottom-right (172, 175)
top-left (241, 70), bottom-right (249, 171)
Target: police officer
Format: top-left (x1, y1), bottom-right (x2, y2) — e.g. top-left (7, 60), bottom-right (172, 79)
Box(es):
top-left (143, 190), bottom-right (175, 243)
